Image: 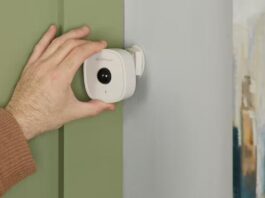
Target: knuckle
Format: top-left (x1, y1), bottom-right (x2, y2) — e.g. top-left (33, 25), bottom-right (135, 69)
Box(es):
top-left (51, 37), bottom-right (61, 46)
top-left (73, 45), bottom-right (86, 54)
top-left (65, 39), bottom-right (78, 48)
top-left (36, 61), bottom-right (50, 74)
top-left (71, 28), bottom-right (84, 36)
top-left (69, 41), bottom-right (103, 60)
top-left (35, 59), bottom-right (47, 67)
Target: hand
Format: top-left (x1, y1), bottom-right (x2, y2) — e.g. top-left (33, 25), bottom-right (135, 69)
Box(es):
top-left (5, 25), bottom-right (115, 140)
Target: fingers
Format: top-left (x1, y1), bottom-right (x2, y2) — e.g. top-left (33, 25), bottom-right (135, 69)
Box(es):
top-left (40, 26), bottom-right (90, 60)
top-left (60, 40), bottom-right (107, 81)
top-left (27, 25), bottom-right (57, 65)
top-left (73, 100), bottom-right (115, 119)
top-left (49, 39), bottom-right (88, 64)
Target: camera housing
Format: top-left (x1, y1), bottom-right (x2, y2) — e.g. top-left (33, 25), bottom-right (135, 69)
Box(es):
top-left (83, 45), bottom-right (145, 103)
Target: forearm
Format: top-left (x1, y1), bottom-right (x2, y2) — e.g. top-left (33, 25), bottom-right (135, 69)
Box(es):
top-left (0, 108), bottom-right (36, 197)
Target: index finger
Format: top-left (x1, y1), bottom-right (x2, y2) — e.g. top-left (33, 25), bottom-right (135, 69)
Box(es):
top-left (40, 26), bottom-right (91, 60)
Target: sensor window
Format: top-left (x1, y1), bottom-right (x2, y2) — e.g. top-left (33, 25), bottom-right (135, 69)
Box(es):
top-left (97, 67), bottom-right (112, 84)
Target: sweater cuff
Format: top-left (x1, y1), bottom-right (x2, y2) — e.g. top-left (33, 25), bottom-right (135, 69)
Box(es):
top-left (0, 108), bottom-right (36, 196)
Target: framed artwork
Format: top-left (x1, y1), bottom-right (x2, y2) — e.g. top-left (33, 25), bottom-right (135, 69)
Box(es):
top-left (233, 1), bottom-right (265, 197)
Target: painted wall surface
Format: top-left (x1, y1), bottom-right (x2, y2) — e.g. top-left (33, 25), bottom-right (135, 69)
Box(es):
top-left (0, 1), bottom-right (59, 197)
top-left (0, 0), bottom-right (123, 197)
top-left (124, 0), bottom-right (233, 198)
top-left (62, 0), bottom-right (124, 197)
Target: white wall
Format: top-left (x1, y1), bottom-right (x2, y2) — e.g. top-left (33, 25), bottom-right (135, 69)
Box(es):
top-left (123, 0), bottom-right (233, 198)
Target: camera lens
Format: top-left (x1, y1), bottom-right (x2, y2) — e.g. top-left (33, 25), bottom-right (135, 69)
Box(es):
top-left (97, 68), bottom-right (111, 84)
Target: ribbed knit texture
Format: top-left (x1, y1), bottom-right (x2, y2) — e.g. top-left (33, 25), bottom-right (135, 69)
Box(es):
top-left (0, 109), bottom-right (36, 197)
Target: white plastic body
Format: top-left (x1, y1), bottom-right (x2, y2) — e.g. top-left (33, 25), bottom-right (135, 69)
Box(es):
top-left (84, 47), bottom-right (143, 103)
top-left (127, 45), bottom-right (145, 77)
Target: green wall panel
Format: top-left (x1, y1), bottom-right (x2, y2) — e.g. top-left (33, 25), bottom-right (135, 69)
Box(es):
top-left (63, 0), bottom-right (123, 197)
top-left (0, 0), bottom-right (123, 197)
top-left (0, 1), bottom-right (59, 197)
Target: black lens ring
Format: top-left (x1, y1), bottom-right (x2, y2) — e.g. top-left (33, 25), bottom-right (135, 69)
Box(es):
top-left (97, 67), bottom-right (112, 84)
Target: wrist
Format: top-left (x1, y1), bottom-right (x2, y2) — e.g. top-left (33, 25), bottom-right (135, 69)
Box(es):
top-left (5, 105), bottom-right (34, 140)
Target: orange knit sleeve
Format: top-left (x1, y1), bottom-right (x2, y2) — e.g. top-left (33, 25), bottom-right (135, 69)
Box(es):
top-left (0, 109), bottom-right (36, 197)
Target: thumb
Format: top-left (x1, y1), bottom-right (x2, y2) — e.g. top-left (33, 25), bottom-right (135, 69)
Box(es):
top-left (73, 99), bottom-right (115, 119)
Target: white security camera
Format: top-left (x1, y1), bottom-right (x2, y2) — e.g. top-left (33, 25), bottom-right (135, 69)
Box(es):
top-left (83, 45), bottom-right (145, 103)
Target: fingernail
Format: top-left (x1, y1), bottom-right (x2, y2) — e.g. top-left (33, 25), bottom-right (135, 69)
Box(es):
top-left (100, 40), bottom-right (108, 46)
top-left (82, 25), bottom-right (90, 32)
top-left (49, 25), bottom-right (57, 32)
top-left (49, 25), bottom-right (55, 30)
